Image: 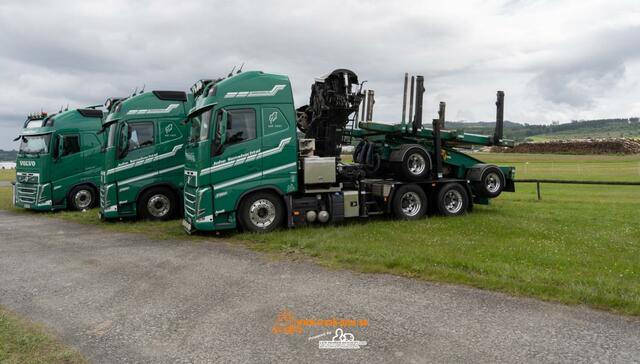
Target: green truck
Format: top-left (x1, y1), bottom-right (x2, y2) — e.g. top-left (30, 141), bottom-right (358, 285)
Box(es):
top-left (99, 91), bottom-right (193, 220)
top-left (181, 69), bottom-right (515, 234)
top-left (14, 108), bottom-right (105, 211)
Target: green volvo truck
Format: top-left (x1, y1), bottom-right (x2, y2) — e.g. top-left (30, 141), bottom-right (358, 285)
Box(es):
top-left (182, 70), bottom-right (515, 233)
top-left (99, 91), bottom-right (193, 220)
top-left (14, 108), bottom-right (104, 211)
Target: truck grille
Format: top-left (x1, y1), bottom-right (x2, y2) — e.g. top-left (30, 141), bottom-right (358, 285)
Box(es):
top-left (16, 172), bottom-right (39, 184)
top-left (15, 183), bottom-right (37, 204)
top-left (184, 185), bottom-right (197, 220)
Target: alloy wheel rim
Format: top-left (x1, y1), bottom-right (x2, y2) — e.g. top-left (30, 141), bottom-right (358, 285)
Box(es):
top-left (74, 190), bottom-right (92, 209)
top-left (147, 194), bottom-right (170, 217)
top-left (401, 191), bottom-right (422, 216)
top-left (408, 153), bottom-right (426, 175)
top-left (485, 172), bottom-right (501, 193)
top-left (444, 189), bottom-right (463, 214)
top-left (249, 199), bottom-right (276, 228)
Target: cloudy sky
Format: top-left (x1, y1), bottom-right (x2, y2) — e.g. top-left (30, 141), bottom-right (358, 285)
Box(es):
top-left (1, 0), bottom-right (639, 150)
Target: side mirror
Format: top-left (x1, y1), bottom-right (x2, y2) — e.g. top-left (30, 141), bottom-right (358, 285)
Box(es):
top-left (212, 109), bottom-right (228, 156)
top-left (52, 135), bottom-right (60, 161)
top-left (118, 122), bottom-right (130, 158)
top-left (219, 109), bottom-right (229, 145)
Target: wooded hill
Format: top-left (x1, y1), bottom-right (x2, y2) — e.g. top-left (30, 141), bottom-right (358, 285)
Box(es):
top-left (446, 118), bottom-right (640, 142)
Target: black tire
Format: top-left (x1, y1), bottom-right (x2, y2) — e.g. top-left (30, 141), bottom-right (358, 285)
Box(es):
top-left (436, 183), bottom-right (469, 216)
top-left (391, 184), bottom-right (427, 220)
top-left (400, 148), bottom-right (431, 181)
top-left (68, 185), bottom-right (96, 211)
top-left (238, 191), bottom-right (285, 233)
top-left (138, 187), bottom-right (177, 220)
top-left (473, 166), bottom-right (505, 198)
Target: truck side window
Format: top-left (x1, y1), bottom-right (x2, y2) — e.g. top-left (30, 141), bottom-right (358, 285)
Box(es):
top-left (129, 122), bottom-right (154, 151)
top-left (227, 109), bottom-right (256, 145)
top-left (61, 135), bottom-right (80, 157)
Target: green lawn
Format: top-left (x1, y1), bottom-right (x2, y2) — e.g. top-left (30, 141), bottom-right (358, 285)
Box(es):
top-left (1, 154), bottom-right (640, 315)
top-left (0, 168), bottom-right (15, 182)
top-left (0, 306), bottom-right (86, 364)
top-left (474, 152), bottom-right (640, 181)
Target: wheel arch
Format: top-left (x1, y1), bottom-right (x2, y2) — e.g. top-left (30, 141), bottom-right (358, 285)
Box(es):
top-left (66, 182), bottom-right (100, 207)
top-left (234, 185), bottom-right (286, 211)
top-left (135, 182), bottom-right (182, 206)
top-left (465, 163), bottom-right (504, 182)
top-left (388, 144), bottom-right (430, 163)
top-left (67, 181), bottom-right (99, 197)
top-left (387, 182), bottom-right (429, 214)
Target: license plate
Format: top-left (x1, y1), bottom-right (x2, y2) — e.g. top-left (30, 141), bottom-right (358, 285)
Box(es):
top-left (23, 204), bottom-right (30, 208)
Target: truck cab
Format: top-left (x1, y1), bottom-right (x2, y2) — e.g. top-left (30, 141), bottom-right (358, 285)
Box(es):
top-left (14, 108), bottom-right (104, 211)
top-left (183, 71), bottom-right (298, 232)
top-left (100, 91), bottom-right (193, 220)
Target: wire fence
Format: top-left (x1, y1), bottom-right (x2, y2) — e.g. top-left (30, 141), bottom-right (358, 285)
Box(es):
top-left (516, 179), bottom-right (640, 200)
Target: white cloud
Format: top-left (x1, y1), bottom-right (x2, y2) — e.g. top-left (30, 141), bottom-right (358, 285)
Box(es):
top-left (0, 0), bottom-right (639, 149)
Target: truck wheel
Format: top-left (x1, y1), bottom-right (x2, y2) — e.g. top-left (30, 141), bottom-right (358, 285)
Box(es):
top-left (238, 192), bottom-right (284, 233)
top-left (400, 148), bottom-right (431, 181)
top-left (392, 184), bottom-right (427, 220)
top-left (139, 187), bottom-right (177, 220)
top-left (437, 183), bottom-right (469, 216)
top-left (69, 185), bottom-right (96, 211)
top-left (473, 166), bottom-right (505, 198)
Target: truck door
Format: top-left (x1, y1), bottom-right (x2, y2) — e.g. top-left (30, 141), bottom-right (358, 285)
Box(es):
top-left (51, 133), bottom-right (84, 201)
top-left (260, 106), bottom-right (297, 192)
top-left (115, 121), bottom-right (156, 200)
top-left (209, 107), bottom-right (261, 214)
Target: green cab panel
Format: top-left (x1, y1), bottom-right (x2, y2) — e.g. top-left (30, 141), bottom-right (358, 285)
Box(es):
top-left (183, 72), bottom-right (298, 231)
top-left (14, 109), bottom-right (104, 211)
top-left (100, 91), bottom-right (193, 218)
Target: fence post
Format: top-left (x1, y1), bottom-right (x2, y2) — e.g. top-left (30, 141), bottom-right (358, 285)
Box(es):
top-left (536, 181), bottom-right (541, 201)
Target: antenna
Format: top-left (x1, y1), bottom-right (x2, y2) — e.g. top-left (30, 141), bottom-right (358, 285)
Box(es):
top-left (227, 65), bottom-right (236, 78)
top-left (65, 104), bottom-right (69, 111)
top-left (140, 84), bottom-right (145, 94)
top-left (132, 86), bottom-right (138, 96)
top-left (237, 62), bottom-right (245, 74)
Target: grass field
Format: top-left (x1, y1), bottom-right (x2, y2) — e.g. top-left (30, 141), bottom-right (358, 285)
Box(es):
top-left (1, 154), bottom-right (639, 316)
top-left (0, 306), bottom-right (86, 364)
top-left (0, 168), bottom-right (15, 182)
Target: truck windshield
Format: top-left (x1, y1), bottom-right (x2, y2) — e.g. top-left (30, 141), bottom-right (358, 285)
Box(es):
top-left (19, 134), bottom-right (51, 154)
top-left (25, 119), bottom-right (45, 128)
top-left (188, 108), bottom-right (213, 142)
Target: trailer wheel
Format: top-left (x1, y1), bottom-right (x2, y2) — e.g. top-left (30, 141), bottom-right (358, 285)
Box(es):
top-left (473, 166), bottom-right (505, 198)
top-left (392, 184), bottom-right (427, 220)
top-left (437, 183), bottom-right (469, 216)
top-left (238, 191), bottom-right (284, 233)
top-left (139, 187), bottom-right (177, 220)
top-left (400, 148), bottom-right (431, 181)
top-left (69, 185), bottom-right (96, 211)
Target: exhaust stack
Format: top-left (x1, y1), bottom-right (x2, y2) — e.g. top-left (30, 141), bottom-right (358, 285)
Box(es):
top-left (412, 76), bottom-right (425, 133)
top-left (401, 73), bottom-right (408, 126)
top-left (493, 91), bottom-right (505, 144)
